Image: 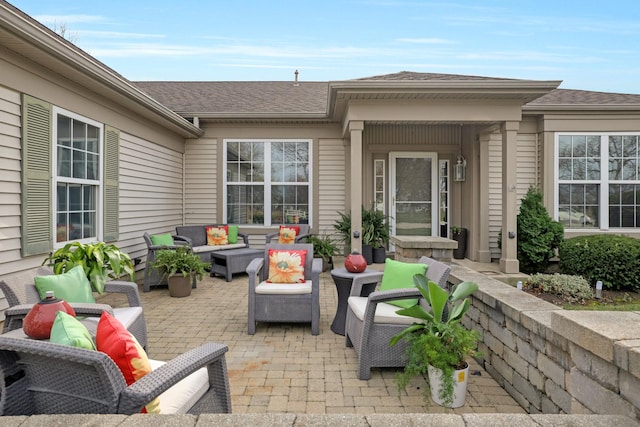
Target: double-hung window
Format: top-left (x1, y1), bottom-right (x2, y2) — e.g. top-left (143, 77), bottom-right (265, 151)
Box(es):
top-left (556, 133), bottom-right (640, 229)
top-left (224, 139), bottom-right (311, 225)
top-left (53, 108), bottom-right (102, 244)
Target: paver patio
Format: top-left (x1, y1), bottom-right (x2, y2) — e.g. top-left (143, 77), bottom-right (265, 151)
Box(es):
top-left (98, 263), bottom-right (525, 415)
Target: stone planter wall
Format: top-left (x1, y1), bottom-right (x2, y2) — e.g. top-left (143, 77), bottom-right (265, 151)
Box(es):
top-left (449, 264), bottom-right (640, 419)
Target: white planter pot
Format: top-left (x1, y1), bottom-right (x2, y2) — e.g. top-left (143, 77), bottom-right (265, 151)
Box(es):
top-left (427, 363), bottom-right (469, 408)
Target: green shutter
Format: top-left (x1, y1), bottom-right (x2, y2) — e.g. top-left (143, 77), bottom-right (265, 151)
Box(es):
top-left (103, 125), bottom-right (119, 242)
top-left (20, 94), bottom-right (53, 257)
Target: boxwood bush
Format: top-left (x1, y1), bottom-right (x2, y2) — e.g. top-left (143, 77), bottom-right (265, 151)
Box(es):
top-left (559, 235), bottom-right (640, 291)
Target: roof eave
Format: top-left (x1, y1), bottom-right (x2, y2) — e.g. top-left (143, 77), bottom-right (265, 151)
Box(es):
top-left (0, 3), bottom-right (203, 138)
top-left (524, 104), bottom-right (640, 114)
top-left (327, 80), bottom-right (562, 118)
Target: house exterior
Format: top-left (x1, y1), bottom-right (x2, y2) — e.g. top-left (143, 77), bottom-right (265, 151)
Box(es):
top-left (2, 0), bottom-right (640, 310)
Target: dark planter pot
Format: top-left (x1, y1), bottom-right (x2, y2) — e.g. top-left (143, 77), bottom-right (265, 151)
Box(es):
top-left (372, 247), bottom-right (386, 264)
top-left (362, 244), bottom-right (373, 265)
top-left (452, 228), bottom-right (468, 259)
top-left (168, 274), bottom-right (192, 297)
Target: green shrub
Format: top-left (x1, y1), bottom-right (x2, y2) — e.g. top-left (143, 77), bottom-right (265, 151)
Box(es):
top-left (559, 235), bottom-right (640, 291)
top-left (516, 186), bottom-right (564, 274)
top-left (527, 273), bottom-right (594, 302)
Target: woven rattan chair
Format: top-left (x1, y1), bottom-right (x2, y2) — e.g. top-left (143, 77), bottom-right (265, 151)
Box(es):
top-left (142, 232), bottom-right (192, 292)
top-left (345, 256), bottom-right (452, 380)
top-left (265, 224), bottom-right (311, 244)
top-left (0, 336), bottom-right (231, 415)
top-left (246, 243), bottom-right (321, 335)
top-left (0, 266), bottom-right (148, 349)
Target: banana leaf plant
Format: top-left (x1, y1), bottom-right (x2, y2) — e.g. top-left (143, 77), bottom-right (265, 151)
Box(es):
top-left (390, 273), bottom-right (480, 407)
top-left (43, 241), bottom-right (135, 294)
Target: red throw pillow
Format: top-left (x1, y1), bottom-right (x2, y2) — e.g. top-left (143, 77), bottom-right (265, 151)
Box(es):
top-left (96, 312), bottom-right (160, 413)
top-left (206, 225), bottom-right (229, 245)
top-left (266, 249), bottom-right (307, 283)
top-left (278, 226), bottom-right (300, 244)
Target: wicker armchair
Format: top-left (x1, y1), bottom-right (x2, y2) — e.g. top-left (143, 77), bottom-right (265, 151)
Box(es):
top-left (142, 232), bottom-right (192, 292)
top-left (265, 224), bottom-right (311, 244)
top-left (246, 243), bottom-right (321, 335)
top-left (0, 336), bottom-right (231, 415)
top-left (345, 256), bottom-right (452, 380)
top-left (0, 266), bottom-right (148, 349)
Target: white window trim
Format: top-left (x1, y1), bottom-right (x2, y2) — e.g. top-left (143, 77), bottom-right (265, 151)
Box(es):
top-left (52, 106), bottom-right (104, 247)
top-left (554, 132), bottom-right (640, 231)
top-left (222, 138), bottom-right (313, 226)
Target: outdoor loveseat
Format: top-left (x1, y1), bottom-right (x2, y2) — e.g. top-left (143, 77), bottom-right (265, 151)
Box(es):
top-left (175, 225), bottom-right (249, 262)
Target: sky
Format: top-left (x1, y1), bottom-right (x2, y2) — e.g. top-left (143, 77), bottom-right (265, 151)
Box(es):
top-left (8, 0), bottom-right (640, 94)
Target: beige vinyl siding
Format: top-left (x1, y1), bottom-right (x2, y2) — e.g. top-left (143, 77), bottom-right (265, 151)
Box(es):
top-left (487, 130), bottom-right (542, 259)
top-left (317, 139), bottom-right (347, 243)
top-left (184, 138), bottom-right (217, 225)
top-left (118, 132), bottom-right (184, 267)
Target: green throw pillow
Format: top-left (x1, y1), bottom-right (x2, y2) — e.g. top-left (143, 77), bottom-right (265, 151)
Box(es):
top-left (50, 311), bottom-right (96, 350)
top-left (34, 265), bottom-right (95, 303)
top-left (380, 258), bottom-right (428, 309)
top-left (150, 233), bottom-right (174, 246)
top-left (227, 225), bottom-right (239, 244)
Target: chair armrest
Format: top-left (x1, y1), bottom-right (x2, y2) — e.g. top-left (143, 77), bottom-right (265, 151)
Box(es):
top-left (238, 233), bottom-right (249, 247)
top-left (349, 271), bottom-right (384, 297)
top-left (103, 280), bottom-right (143, 307)
top-left (362, 288), bottom-right (423, 327)
top-left (294, 232), bottom-right (310, 243)
top-left (119, 342), bottom-right (231, 414)
top-left (265, 232), bottom-right (278, 244)
top-left (173, 235), bottom-right (193, 245)
top-left (246, 257), bottom-right (265, 290)
top-left (2, 303), bottom-right (114, 333)
top-left (366, 288), bottom-right (422, 304)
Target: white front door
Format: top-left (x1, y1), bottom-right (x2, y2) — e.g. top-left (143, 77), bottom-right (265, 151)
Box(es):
top-left (390, 152), bottom-right (439, 238)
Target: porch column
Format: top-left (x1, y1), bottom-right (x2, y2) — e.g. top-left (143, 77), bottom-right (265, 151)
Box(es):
top-left (475, 131), bottom-right (492, 263)
top-left (499, 121), bottom-right (520, 273)
top-left (349, 121), bottom-right (364, 253)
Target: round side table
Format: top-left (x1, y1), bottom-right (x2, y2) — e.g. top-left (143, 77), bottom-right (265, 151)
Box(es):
top-left (330, 268), bottom-right (380, 335)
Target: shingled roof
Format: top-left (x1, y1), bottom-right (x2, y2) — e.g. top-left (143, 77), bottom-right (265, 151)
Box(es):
top-left (528, 88), bottom-right (640, 106)
top-left (133, 81), bottom-right (328, 115)
top-left (133, 72), bottom-right (640, 117)
top-left (354, 71), bottom-right (520, 82)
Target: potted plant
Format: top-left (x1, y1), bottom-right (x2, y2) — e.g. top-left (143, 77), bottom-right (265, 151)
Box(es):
top-left (42, 241), bottom-right (134, 294)
top-left (151, 246), bottom-right (209, 297)
top-left (451, 226), bottom-right (468, 259)
top-left (390, 273), bottom-right (480, 408)
top-left (307, 234), bottom-right (338, 272)
top-left (333, 210), bottom-right (352, 255)
top-left (362, 206), bottom-right (390, 264)
top-left (335, 206), bottom-right (390, 264)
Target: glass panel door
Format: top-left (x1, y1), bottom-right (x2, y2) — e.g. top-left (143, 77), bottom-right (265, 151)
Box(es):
top-left (390, 152), bottom-right (438, 237)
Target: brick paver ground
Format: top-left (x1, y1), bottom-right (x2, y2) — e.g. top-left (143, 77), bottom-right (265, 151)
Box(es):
top-left (98, 263), bottom-right (525, 415)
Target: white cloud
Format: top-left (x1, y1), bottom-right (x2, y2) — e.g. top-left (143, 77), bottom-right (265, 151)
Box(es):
top-left (396, 38), bottom-right (456, 44)
top-left (78, 30), bottom-right (165, 39)
top-left (33, 14), bottom-right (106, 24)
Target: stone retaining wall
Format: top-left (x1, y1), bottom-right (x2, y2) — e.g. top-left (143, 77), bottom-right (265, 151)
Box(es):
top-left (450, 264), bottom-right (640, 419)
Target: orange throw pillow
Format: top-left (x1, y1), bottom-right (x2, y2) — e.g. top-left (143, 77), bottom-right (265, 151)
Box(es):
top-left (96, 312), bottom-right (160, 413)
top-left (278, 226), bottom-right (300, 244)
top-left (206, 225), bottom-right (229, 245)
top-left (267, 249), bottom-right (307, 283)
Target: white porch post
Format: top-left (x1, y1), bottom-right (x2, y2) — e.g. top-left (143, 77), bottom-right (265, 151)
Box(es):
top-left (349, 121), bottom-right (364, 253)
top-left (499, 121), bottom-right (520, 273)
top-left (475, 131), bottom-right (492, 263)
